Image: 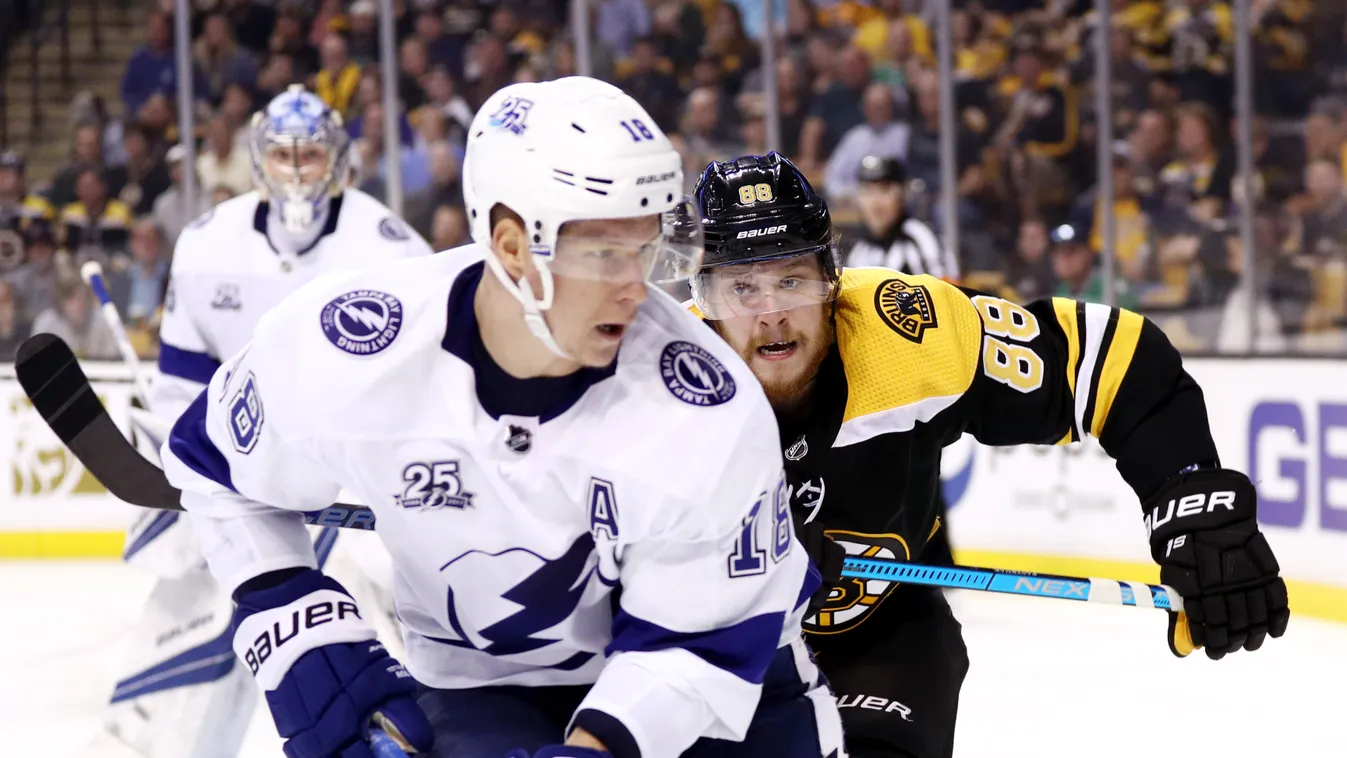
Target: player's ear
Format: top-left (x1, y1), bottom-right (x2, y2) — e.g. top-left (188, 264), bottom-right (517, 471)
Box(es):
top-left (488, 204), bottom-right (529, 279)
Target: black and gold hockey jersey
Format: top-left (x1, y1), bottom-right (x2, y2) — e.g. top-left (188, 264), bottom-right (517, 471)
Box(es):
top-left (778, 267), bottom-right (1218, 650)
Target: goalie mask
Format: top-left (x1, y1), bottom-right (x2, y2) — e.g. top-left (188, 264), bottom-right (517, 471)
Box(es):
top-left (250, 85), bottom-right (351, 234)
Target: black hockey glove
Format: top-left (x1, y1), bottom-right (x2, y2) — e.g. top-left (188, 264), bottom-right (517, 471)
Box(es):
top-left (1143, 467), bottom-right (1289, 660)
top-left (796, 518), bottom-right (847, 615)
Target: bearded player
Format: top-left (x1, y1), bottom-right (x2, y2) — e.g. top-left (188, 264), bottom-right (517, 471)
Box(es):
top-left (688, 152), bottom-right (1289, 758)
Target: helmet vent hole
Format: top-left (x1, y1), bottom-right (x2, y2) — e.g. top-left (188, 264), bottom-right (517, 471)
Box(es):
top-left (666, 193), bottom-right (673, 203)
top-left (534, 221), bottom-right (542, 230)
top-left (572, 123), bottom-right (586, 133)
top-left (470, 208), bottom-right (477, 219)
top-left (641, 198), bottom-right (648, 207)
top-left (533, 234), bottom-right (541, 243)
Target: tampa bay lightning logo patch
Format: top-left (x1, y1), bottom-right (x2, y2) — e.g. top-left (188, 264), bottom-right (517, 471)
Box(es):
top-left (320, 290), bottom-right (403, 355)
top-left (660, 341), bottom-right (736, 406)
top-left (378, 217), bottom-right (409, 240)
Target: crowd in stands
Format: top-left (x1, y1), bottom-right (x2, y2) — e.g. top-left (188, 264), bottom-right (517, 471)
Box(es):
top-left (2, 0), bottom-right (1347, 360)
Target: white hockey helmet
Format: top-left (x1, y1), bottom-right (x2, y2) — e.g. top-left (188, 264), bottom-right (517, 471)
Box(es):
top-left (249, 84), bottom-right (351, 234)
top-left (462, 76), bottom-right (702, 358)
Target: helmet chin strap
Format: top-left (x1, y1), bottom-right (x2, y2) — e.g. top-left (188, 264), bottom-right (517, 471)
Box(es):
top-left (483, 249), bottom-right (573, 361)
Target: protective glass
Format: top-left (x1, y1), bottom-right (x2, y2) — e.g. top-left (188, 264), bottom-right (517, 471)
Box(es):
top-left (549, 198), bottom-right (705, 285)
top-left (692, 250), bottom-right (839, 320)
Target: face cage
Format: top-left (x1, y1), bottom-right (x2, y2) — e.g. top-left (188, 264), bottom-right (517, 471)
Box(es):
top-left (250, 119), bottom-right (349, 208)
top-left (691, 242), bottom-right (842, 320)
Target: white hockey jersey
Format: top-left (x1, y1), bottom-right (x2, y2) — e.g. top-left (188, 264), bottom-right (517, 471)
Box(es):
top-left (160, 247), bottom-right (819, 756)
top-left (153, 188), bottom-right (434, 422)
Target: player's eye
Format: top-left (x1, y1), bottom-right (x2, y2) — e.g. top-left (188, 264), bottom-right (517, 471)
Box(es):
top-left (778, 277), bottom-right (802, 291)
top-left (730, 282), bottom-right (760, 299)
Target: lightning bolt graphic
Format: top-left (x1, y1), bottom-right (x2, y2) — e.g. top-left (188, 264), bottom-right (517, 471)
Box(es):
top-left (680, 354), bottom-right (714, 390)
top-left (337, 301), bottom-right (387, 332)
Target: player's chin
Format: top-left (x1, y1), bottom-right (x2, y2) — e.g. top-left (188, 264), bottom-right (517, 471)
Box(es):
top-left (575, 323), bottom-right (627, 366)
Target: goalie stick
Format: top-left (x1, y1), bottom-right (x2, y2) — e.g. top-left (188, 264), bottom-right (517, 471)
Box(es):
top-left (14, 333), bottom-right (1184, 615)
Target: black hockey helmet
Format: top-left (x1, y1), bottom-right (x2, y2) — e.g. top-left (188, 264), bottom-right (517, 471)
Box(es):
top-left (856, 154), bottom-right (906, 185)
top-left (691, 152), bottom-right (841, 319)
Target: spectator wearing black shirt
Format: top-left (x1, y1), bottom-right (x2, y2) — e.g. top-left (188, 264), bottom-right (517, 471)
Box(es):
top-left (48, 124), bottom-right (107, 209)
top-left (195, 13), bottom-right (259, 105)
top-left (617, 37), bottom-right (681, 134)
top-left (415, 9), bottom-right (468, 82)
top-left (405, 142), bottom-right (464, 243)
top-left (399, 38), bottom-right (431, 111)
top-left (106, 125), bottom-right (172, 217)
top-left (800, 45), bottom-right (872, 172)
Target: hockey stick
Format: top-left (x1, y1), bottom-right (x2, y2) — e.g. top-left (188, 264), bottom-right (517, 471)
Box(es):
top-left (13, 333), bottom-right (1183, 614)
top-left (14, 333), bottom-right (376, 529)
top-left (81, 260), bottom-right (153, 408)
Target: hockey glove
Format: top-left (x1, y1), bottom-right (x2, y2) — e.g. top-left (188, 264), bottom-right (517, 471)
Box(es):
top-left (232, 568), bottom-right (434, 758)
top-left (1143, 467), bottom-right (1289, 660)
top-left (795, 518), bottom-right (847, 615)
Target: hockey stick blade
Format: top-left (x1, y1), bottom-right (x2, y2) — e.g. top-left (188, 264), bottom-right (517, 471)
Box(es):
top-left (17, 334), bottom-right (182, 510)
top-left (13, 334), bottom-right (379, 530)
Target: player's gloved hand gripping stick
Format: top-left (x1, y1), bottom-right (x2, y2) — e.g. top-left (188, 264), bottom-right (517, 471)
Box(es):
top-left (36, 297), bottom-right (422, 758)
top-left (14, 333), bottom-right (1284, 660)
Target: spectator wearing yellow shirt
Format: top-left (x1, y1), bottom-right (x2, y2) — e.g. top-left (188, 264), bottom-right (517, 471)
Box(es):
top-left (1085, 148), bottom-right (1153, 286)
top-left (0, 151), bottom-right (56, 271)
top-left (61, 168), bottom-right (133, 257)
top-left (851, 0), bottom-right (933, 65)
top-left (314, 33), bottom-right (361, 117)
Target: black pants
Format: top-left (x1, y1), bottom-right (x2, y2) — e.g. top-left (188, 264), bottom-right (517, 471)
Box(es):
top-left (812, 585), bottom-right (969, 758)
top-left (416, 644), bottom-right (838, 758)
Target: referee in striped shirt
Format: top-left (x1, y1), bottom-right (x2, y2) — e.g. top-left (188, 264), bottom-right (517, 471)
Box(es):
top-left (846, 155), bottom-right (959, 280)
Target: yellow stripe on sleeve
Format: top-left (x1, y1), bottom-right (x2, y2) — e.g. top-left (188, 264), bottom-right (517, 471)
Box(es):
top-left (1089, 309), bottom-right (1144, 438)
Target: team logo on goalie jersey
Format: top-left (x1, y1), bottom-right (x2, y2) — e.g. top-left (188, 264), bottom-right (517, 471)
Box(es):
top-left (321, 290), bottom-right (403, 356)
top-left (660, 341), bottom-right (736, 406)
top-left (804, 531), bottom-right (909, 635)
top-left (875, 279), bottom-right (937, 343)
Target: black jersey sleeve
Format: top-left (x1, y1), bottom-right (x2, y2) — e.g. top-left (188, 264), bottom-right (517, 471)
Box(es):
top-left (958, 292), bottom-right (1219, 500)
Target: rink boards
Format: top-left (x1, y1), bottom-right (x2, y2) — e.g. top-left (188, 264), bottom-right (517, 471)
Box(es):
top-left (0, 358), bottom-right (1343, 622)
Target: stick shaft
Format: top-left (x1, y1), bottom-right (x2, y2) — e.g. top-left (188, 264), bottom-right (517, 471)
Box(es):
top-left (81, 263), bottom-right (153, 408)
top-left (841, 557), bottom-right (1182, 612)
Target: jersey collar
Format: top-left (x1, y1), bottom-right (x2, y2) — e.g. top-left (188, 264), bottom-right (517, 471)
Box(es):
top-left (252, 193), bottom-right (344, 257)
top-left (441, 261), bottom-right (618, 423)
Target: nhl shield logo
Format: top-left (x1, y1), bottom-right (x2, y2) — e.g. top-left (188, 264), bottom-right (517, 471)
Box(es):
top-left (875, 278), bottom-right (937, 343)
top-left (320, 290), bottom-right (403, 356)
top-left (505, 424), bottom-right (532, 454)
top-left (785, 435), bottom-right (808, 461)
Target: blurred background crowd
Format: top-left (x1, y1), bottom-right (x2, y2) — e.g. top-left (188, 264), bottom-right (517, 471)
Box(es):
top-left (2, 0), bottom-right (1347, 360)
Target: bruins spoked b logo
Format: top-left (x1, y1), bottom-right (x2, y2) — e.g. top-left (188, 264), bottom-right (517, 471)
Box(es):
top-left (875, 278), bottom-right (937, 343)
top-left (804, 531), bottom-right (910, 635)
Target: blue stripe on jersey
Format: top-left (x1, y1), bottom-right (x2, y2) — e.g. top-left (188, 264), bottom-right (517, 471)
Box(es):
top-left (607, 608), bottom-right (786, 684)
top-left (167, 390), bottom-right (237, 492)
top-left (159, 343), bottom-right (223, 384)
top-left (122, 511), bottom-right (180, 560)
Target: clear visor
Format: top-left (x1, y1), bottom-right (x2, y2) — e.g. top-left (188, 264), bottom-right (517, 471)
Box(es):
top-left (692, 250), bottom-right (839, 320)
top-left (262, 141), bottom-right (333, 198)
top-left (549, 198), bottom-right (705, 285)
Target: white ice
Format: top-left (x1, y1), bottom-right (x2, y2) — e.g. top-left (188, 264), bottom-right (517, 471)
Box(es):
top-left (1, 562), bottom-right (1341, 757)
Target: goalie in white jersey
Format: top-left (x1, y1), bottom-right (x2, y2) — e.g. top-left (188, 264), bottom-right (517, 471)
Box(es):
top-left (160, 77), bottom-right (841, 758)
top-left (103, 85), bottom-right (432, 758)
